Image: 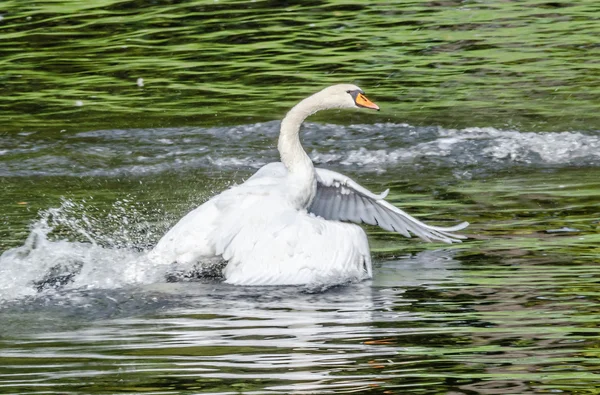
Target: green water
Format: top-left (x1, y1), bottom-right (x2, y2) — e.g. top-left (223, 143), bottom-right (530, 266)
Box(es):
top-left (2, 0), bottom-right (600, 132)
top-left (1, 1), bottom-right (600, 394)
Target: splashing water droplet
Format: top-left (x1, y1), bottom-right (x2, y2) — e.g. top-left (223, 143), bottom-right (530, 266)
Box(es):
top-left (0, 198), bottom-right (172, 301)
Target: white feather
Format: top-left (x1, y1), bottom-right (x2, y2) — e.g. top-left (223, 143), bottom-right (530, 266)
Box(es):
top-left (149, 169), bottom-right (371, 285)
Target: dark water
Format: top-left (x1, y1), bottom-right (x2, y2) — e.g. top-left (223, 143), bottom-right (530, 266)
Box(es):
top-left (1, 1), bottom-right (600, 394)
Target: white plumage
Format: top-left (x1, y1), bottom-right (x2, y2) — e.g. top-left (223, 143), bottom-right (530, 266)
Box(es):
top-left (148, 84), bottom-right (468, 285)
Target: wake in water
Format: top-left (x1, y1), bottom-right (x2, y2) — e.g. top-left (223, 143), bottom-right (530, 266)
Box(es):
top-left (0, 199), bottom-right (225, 302)
top-left (2, 123), bottom-right (599, 177)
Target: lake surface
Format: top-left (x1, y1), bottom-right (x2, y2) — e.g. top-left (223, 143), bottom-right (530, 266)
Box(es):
top-left (1, 1), bottom-right (599, 394)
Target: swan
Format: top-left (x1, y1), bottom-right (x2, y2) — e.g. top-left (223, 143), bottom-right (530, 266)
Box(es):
top-left (148, 84), bottom-right (468, 285)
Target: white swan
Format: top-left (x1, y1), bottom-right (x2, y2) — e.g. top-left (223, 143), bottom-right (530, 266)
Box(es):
top-left (149, 84), bottom-right (468, 285)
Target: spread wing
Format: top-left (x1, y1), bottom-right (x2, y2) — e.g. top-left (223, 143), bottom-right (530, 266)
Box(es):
top-left (310, 168), bottom-right (468, 244)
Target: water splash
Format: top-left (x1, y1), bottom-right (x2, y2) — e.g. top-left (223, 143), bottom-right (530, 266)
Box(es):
top-left (0, 199), bottom-right (167, 301)
top-left (0, 195), bottom-right (363, 302)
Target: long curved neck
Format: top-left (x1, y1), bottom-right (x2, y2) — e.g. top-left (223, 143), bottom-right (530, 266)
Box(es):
top-left (278, 96), bottom-right (319, 174)
top-left (277, 95), bottom-right (322, 208)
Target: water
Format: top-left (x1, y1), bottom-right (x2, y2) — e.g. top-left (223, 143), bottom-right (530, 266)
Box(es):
top-left (2, 123), bottom-right (599, 393)
top-left (3, 123), bottom-right (600, 178)
top-left (2, 0), bottom-right (600, 133)
top-left (2, 1), bottom-right (600, 394)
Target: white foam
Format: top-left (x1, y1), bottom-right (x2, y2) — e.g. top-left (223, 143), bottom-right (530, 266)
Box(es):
top-left (439, 127), bottom-right (600, 164)
top-left (309, 125), bottom-right (600, 171)
top-left (2, 123), bottom-right (599, 177)
top-left (0, 199), bottom-right (167, 301)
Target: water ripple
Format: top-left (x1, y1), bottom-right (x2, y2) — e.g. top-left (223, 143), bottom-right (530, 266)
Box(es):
top-left (2, 123), bottom-right (599, 177)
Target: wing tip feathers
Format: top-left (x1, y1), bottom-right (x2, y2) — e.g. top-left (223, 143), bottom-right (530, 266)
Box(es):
top-left (378, 188), bottom-right (390, 199)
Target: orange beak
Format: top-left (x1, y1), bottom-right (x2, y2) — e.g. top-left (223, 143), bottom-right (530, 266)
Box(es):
top-left (355, 93), bottom-right (380, 111)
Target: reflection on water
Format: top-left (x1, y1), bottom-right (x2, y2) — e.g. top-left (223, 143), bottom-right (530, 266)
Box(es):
top-left (1, 247), bottom-right (598, 394)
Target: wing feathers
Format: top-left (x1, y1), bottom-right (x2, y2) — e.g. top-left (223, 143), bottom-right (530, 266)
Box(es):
top-left (345, 193), bottom-right (357, 222)
top-left (310, 168), bottom-right (468, 244)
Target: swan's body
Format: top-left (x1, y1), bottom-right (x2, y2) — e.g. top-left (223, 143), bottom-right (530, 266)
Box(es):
top-left (149, 84), bottom-right (468, 285)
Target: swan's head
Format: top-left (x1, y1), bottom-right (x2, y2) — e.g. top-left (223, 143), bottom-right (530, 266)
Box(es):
top-left (316, 84), bottom-right (380, 111)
